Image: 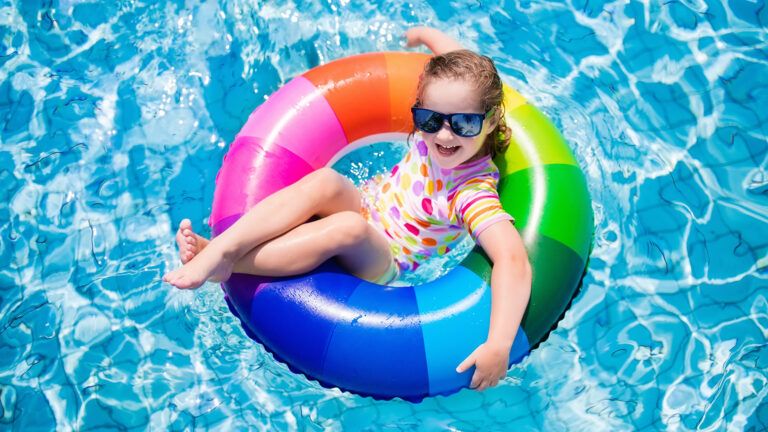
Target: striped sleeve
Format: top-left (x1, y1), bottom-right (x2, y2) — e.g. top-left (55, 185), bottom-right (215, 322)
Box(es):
top-left (454, 177), bottom-right (514, 240)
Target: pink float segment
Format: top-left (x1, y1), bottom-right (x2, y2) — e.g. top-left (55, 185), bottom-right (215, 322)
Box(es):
top-left (236, 76), bottom-right (349, 169)
top-left (209, 135), bottom-right (314, 230)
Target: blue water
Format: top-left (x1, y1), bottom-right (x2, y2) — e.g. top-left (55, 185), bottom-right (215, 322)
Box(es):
top-left (1, 0), bottom-right (766, 430)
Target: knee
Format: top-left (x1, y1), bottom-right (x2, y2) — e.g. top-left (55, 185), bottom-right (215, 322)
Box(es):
top-left (330, 211), bottom-right (370, 249)
top-left (303, 167), bottom-right (349, 202)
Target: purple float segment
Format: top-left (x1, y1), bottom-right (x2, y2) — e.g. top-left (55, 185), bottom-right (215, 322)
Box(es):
top-left (211, 213), bottom-right (241, 237)
top-left (237, 76), bottom-right (348, 169)
top-left (215, 214), bottom-right (275, 322)
top-left (209, 136), bottom-right (314, 230)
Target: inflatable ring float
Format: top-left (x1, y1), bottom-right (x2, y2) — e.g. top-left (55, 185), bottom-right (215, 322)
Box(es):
top-left (210, 52), bottom-right (593, 401)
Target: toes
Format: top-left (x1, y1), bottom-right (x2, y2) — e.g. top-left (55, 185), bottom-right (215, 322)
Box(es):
top-left (185, 235), bottom-right (196, 246)
top-left (162, 271), bottom-right (176, 282)
top-left (176, 275), bottom-right (201, 290)
top-left (178, 278), bottom-right (194, 289)
top-left (179, 219), bottom-right (192, 230)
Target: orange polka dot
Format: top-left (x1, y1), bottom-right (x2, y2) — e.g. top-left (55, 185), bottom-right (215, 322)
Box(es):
top-left (414, 218), bottom-right (431, 229)
top-left (422, 238), bottom-right (437, 246)
top-left (420, 164), bottom-right (428, 176)
top-left (403, 247), bottom-right (411, 255)
top-left (382, 183), bottom-right (390, 193)
top-left (436, 180), bottom-right (443, 191)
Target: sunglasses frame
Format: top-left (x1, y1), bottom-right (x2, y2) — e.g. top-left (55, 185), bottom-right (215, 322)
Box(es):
top-left (410, 106), bottom-right (495, 138)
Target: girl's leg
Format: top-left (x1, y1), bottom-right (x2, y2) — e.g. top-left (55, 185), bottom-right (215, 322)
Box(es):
top-left (163, 168), bottom-right (364, 288)
top-left (168, 211), bottom-right (393, 289)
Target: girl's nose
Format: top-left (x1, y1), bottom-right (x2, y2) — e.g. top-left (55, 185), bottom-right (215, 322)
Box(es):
top-left (436, 120), bottom-right (454, 140)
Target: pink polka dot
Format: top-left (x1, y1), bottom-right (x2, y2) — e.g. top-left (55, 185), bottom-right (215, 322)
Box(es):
top-left (421, 198), bottom-right (433, 215)
top-left (404, 223), bottom-right (419, 236)
top-left (390, 206), bottom-right (400, 220)
top-left (391, 165), bottom-right (399, 177)
top-left (412, 181), bottom-right (424, 196)
top-left (417, 140), bottom-right (428, 156)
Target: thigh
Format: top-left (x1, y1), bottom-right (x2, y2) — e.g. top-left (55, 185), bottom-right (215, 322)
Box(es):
top-left (332, 213), bottom-right (395, 283)
top-left (233, 211), bottom-right (393, 281)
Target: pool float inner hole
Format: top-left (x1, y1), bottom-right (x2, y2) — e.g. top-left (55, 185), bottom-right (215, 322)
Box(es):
top-left (330, 135), bottom-right (476, 286)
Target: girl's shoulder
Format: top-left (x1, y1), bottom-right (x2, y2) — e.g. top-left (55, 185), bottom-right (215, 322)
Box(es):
top-left (449, 157), bottom-right (500, 187)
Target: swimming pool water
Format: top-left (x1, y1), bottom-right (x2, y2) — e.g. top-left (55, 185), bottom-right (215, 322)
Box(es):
top-left (1, 0), bottom-right (766, 430)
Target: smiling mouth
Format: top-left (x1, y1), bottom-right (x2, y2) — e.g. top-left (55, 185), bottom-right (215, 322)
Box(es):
top-left (435, 143), bottom-right (459, 156)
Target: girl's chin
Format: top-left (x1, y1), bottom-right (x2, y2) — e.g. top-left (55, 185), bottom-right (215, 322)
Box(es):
top-left (431, 154), bottom-right (464, 169)
top-left (429, 144), bottom-right (465, 168)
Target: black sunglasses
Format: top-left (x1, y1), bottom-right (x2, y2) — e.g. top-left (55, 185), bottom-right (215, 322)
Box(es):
top-left (411, 106), bottom-right (494, 138)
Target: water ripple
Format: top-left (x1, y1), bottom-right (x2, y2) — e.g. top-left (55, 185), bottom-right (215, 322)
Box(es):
top-left (0, 0), bottom-right (766, 430)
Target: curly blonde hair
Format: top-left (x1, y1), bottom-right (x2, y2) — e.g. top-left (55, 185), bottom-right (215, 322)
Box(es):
top-left (410, 49), bottom-right (510, 159)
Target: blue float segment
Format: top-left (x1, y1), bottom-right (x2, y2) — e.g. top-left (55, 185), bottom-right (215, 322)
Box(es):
top-left (322, 280), bottom-right (429, 400)
top-left (224, 272), bottom-right (272, 324)
top-left (412, 265), bottom-right (491, 396)
top-left (508, 326), bottom-right (530, 364)
top-left (243, 261), bottom-right (360, 382)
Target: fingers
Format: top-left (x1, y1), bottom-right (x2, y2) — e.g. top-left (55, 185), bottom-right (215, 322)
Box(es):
top-left (479, 378), bottom-right (499, 391)
top-left (470, 372), bottom-right (491, 390)
top-left (456, 348), bottom-right (478, 373)
top-left (456, 356), bottom-right (473, 374)
top-left (470, 373), bottom-right (482, 389)
top-left (403, 28), bottom-right (422, 48)
top-left (472, 377), bottom-right (499, 391)
top-left (469, 369), bottom-right (503, 391)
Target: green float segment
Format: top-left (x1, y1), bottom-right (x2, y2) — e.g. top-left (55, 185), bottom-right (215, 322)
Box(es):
top-left (457, 234), bottom-right (585, 346)
top-left (522, 234), bottom-right (586, 344)
top-left (497, 164), bottom-right (593, 260)
top-left (458, 248), bottom-right (493, 281)
top-left (495, 104), bottom-right (579, 179)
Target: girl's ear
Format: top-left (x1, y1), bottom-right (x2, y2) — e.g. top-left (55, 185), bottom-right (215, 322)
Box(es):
top-left (487, 108), bottom-right (501, 130)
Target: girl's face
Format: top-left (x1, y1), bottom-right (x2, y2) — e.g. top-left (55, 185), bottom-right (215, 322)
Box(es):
top-left (418, 78), bottom-right (498, 169)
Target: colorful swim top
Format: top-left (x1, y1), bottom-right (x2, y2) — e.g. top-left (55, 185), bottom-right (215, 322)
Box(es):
top-left (360, 138), bottom-right (514, 272)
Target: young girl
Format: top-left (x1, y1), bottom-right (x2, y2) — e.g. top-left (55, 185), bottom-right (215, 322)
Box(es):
top-left (163, 27), bottom-right (532, 391)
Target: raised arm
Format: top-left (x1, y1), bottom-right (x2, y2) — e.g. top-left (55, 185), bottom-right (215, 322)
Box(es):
top-left (404, 26), bottom-right (465, 55)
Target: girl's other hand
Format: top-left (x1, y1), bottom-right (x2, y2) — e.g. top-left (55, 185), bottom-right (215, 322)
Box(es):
top-left (455, 341), bottom-right (511, 391)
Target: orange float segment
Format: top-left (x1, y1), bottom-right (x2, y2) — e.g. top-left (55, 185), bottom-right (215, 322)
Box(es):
top-left (384, 52), bottom-right (430, 134)
top-left (303, 53), bottom-right (391, 143)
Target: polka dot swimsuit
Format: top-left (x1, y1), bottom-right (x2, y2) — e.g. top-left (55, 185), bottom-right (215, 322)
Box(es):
top-left (359, 138), bottom-right (514, 273)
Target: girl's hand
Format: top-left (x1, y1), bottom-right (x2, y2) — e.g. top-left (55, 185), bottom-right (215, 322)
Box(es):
top-left (455, 341), bottom-right (510, 391)
top-left (402, 26), bottom-right (464, 55)
top-left (403, 27), bottom-right (425, 48)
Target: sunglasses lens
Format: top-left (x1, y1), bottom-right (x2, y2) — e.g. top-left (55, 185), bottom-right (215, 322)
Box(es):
top-left (451, 114), bottom-right (483, 137)
top-left (413, 109), bottom-right (443, 133)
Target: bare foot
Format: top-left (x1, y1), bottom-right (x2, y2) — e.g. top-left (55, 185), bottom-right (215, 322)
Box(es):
top-left (175, 219), bottom-right (210, 263)
top-left (164, 220), bottom-right (233, 289)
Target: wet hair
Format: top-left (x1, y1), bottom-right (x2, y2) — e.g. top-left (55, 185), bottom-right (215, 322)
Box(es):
top-left (410, 49), bottom-right (510, 159)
